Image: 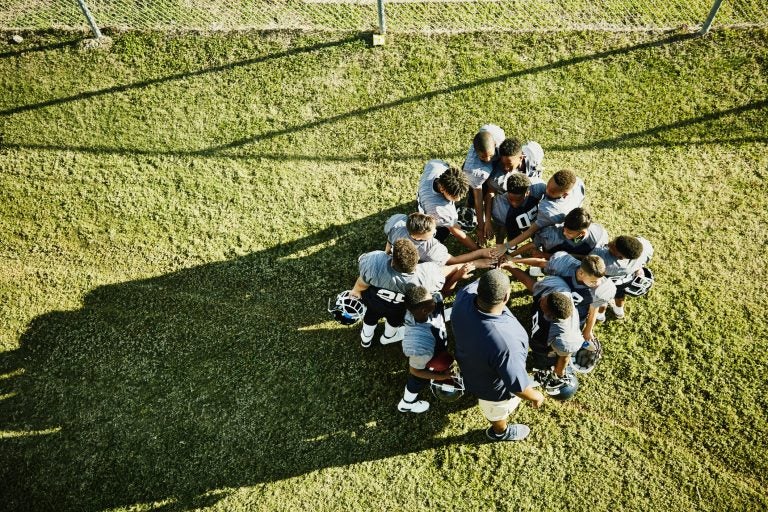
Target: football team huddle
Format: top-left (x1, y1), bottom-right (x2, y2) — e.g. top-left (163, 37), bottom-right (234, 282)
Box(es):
top-left (329, 124), bottom-right (655, 441)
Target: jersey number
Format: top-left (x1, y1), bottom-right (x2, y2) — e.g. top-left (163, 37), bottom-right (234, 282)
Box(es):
top-left (531, 311), bottom-right (540, 336)
top-left (377, 289), bottom-right (405, 304)
top-left (571, 292), bottom-right (584, 306)
top-left (514, 206), bottom-right (538, 230)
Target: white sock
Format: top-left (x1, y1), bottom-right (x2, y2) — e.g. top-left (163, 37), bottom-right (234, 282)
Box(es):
top-left (403, 387), bottom-right (418, 403)
top-left (384, 322), bottom-right (399, 337)
top-left (362, 323), bottom-right (376, 337)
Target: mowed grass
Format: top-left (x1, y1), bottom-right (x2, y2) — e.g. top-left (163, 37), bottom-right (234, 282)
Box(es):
top-left (0, 27), bottom-right (767, 511)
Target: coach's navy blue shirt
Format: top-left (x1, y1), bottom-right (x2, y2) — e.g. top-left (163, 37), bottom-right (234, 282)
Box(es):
top-left (452, 280), bottom-right (530, 402)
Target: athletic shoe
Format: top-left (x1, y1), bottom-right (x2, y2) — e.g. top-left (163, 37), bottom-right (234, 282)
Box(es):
top-left (485, 424), bottom-right (530, 442)
top-left (596, 311), bottom-right (606, 323)
top-left (360, 328), bottom-right (374, 348)
top-left (380, 327), bottom-right (404, 345)
top-left (609, 300), bottom-right (625, 320)
top-left (397, 399), bottom-right (430, 413)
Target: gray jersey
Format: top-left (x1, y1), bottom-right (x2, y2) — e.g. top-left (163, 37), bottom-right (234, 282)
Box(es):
top-left (402, 297), bottom-right (447, 370)
top-left (417, 160), bottom-right (458, 228)
top-left (358, 251), bottom-right (445, 298)
top-left (532, 277), bottom-right (584, 356)
top-left (535, 177), bottom-right (586, 228)
top-left (591, 237), bottom-right (654, 285)
top-left (534, 223), bottom-right (609, 255)
top-left (463, 124), bottom-right (505, 189)
top-left (383, 214), bottom-right (451, 265)
top-left (490, 178), bottom-right (546, 225)
top-left (544, 252), bottom-right (616, 314)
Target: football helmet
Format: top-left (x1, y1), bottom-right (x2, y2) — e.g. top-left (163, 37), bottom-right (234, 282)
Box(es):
top-left (327, 290), bottom-right (366, 325)
top-left (522, 141), bottom-right (544, 178)
top-left (533, 369), bottom-right (579, 401)
top-left (428, 351), bottom-right (465, 402)
top-left (456, 206), bottom-right (477, 232)
top-left (624, 267), bottom-right (654, 297)
top-left (571, 338), bottom-right (603, 374)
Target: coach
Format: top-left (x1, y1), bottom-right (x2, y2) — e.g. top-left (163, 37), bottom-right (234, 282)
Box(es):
top-left (452, 269), bottom-right (544, 442)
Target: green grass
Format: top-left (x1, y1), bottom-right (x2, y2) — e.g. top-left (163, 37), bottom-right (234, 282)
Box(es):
top-left (1, 27), bottom-right (767, 511)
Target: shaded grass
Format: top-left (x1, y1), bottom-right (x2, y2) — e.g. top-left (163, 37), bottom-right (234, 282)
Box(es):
top-left (0, 28), bottom-right (767, 511)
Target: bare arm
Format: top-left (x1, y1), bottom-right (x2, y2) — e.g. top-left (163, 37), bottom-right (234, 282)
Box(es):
top-left (350, 277), bottom-right (369, 298)
top-left (514, 385), bottom-right (545, 408)
top-left (472, 188), bottom-right (486, 245)
top-left (384, 241), bottom-right (392, 254)
top-left (445, 246), bottom-right (498, 265)
top-left (582, 305), bottom-right (598, 341)
top-left (442, 263), bottom-right (475, 296)
top-left (447, 224), bottom-right (480, 251)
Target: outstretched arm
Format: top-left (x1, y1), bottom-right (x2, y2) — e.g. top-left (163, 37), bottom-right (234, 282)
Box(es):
top-left (448, 224), bottom-right (480, 251)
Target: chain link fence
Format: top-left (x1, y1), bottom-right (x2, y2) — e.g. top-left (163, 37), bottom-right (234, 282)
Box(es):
top-left (1, 0), bottom-right (766, 34)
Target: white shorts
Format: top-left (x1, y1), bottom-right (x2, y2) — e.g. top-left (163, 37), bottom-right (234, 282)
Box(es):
top-left (478, 396), bottom-right (522, 422)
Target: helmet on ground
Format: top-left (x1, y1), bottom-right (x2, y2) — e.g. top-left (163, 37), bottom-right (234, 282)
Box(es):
top-left (428, 351), bottom-right (465, 402)
top-left (545, 372), bottom-right (579, 401)
top-left (625, 267), bottom-right (654, 297)
top-left (327, 290), bottom-right (366, 326)
top-left (522, 141), bottom-right (544, 178)
top-left (456, 206), bottom-right (477, 232)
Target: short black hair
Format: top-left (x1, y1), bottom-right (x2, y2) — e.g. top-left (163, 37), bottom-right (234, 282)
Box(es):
top-left (406, 212), bottom-right (436, 235)
top-left (615, 235), bottom-right (644, 259)
top-left (473, 130), bottom-right (496, 155)
top-left (563, 208), bottom-right (592, 231)
top-left (477, 269), bottom-right (509, 307)
top-left (498, 138), bottom-right (523, 157)
top-left (392, 238), bottom-right (419, 273)
top-left (505, 172), bottom-right (530, 195)
top-left (404, 283), bottom-right (432, 310)
top-left (547, 292), bottom-right (573, 320)
top-left (437, 166), bottom-right (469, 200)
top-left (580, 255), bottom-right (606, 278)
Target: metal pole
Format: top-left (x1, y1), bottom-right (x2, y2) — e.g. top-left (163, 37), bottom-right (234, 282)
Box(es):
top-left (377, 0), bottom-right (386, 34)
top-left (700, 0), bottom-right (724, 35)
top-left (76, 0), bottom-right (103, 39)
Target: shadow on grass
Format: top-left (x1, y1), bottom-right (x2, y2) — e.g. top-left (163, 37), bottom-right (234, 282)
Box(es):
top-left (0, 34), bottom-right (365, 117)
top-left (0, 35), bottom-right (81, 59)
top-left (0, 204), bottom-right (484, 512)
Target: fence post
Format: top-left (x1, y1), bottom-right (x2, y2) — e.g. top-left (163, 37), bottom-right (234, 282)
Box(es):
top-left (700, 0), bottom-right (724, 35)
top-left (372, 0), bottom-right (386, 45)
top-left (76, 0), bottom-right (103, 39)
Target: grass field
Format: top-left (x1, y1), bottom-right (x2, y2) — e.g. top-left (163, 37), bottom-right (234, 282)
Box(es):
top-left (1, 27), bottom-right (767, 511)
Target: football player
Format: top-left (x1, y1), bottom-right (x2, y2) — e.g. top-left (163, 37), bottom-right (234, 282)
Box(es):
top-left (507, 207), bottom-right (609, 259)
top-left (496, 169), bottom-right (586, 256)
top-left (591, 235), bottom-right (654, 320)
top-left (397, 284), bottom-right (455, 414)
top-left (349, 239), bottom-right (468, 348)
top-left (417, 159), bottom-right (476, 250)
top-left (489, 172), bottom-right (546, 245)
top-left (383, 212), bottom-right (498, 268)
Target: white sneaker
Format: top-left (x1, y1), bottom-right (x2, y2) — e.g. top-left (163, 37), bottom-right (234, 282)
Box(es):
top-left (596, 311), bottom-right (606, 323)
top-left (397, 399), bottom-right (430, 413)
top-left (609, 300), bottom-right (625, 319)
top-left (380, 326), bottom-right (404, 345)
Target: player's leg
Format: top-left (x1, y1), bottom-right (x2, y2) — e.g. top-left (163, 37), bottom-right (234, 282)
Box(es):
top-left (479, 398), bottom-right (529, 441)
top-left (398, 372), bottom-right (430, 413)
top-left (381, 306), bottom-right (407, 345)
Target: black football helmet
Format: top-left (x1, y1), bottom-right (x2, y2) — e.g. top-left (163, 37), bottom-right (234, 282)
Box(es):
top-left (624, 267), bottom-right (654, 297)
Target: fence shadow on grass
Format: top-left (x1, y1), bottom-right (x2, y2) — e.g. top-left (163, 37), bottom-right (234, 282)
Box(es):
top-left (0, 204), bottom-right (490, 512)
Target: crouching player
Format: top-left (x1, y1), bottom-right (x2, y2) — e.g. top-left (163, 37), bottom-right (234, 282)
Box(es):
top-left (591, 235), bottom-right (654, 320)
top-left (397, 284), bottom-right (455, 413)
